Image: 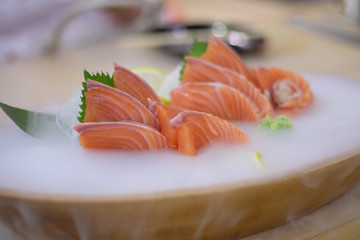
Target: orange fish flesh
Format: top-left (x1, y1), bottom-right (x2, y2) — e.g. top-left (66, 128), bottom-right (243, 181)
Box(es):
top-left (73, 122), bottom-right (167, 150)
top-left (170, 82), bottom-right (261, 121)
top-left (200, 35), bottom-right (258, 86)
top-left (255, 67), bottom-right (313, 109)
top-left (149, 99), bottom-right (184, 149)
top-left (113, 63), bottom-right (161, 108)
top-left (170, 111), bottom-right (248, 156)
top-left (182, 56), bottom-right (273, 117)
top-left (84, 80), bottom-right (160, 129)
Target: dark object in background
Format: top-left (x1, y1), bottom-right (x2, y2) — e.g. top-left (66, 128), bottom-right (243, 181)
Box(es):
top-left (147, 23), bottom-right (265, 56)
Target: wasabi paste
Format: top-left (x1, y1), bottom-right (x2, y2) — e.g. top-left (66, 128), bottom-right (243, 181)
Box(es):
top-left (258, 115), bottom-right (292, 130)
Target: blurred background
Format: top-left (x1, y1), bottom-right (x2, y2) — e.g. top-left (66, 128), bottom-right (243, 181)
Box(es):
top-left (0, 0), bottom-right (360, 110)
top-left (1, 0), bottom-right (359, 65)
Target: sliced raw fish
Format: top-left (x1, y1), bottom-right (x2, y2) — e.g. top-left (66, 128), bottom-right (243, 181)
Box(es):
top-left (170, 82), bottom-right (261, 121)
top-left (113, 63), bottom-right (161, 108)
top-left (183, 56), bottom-right (273, 117)
top-left (200, 35), bottom-right (258, 86)
top-left (84, 80), bottom-right (159, 129)
top-left (170, 111), bottom-right (248, 156)
top-left (255, 67), bottom-right (313, 109)
top-left (149, 99), bottom-right (184, 149)
top-left (73, 121), bottom-right (167, 150)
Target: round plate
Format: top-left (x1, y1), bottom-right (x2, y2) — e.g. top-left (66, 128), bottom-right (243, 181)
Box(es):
top-left (0, 74), bottom-right (360, 239)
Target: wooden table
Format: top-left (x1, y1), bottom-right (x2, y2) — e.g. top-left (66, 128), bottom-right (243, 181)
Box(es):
top-left (0, 0), bottom-right (360, 239)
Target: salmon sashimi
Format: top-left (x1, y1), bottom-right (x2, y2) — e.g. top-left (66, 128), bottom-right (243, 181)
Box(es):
top-left (73, 121), bottom-right (167, 150)
top-left (170, 82), bottom-right (261, 121)
top-left (182, 56), bottom-right (273, 117)
top-left (200, 35), bottom-right (258, 86)
top-left (84, 80), bottom-right (160, 129)
top-left (170, 111), bottom-right (248, 156)
top-left (149, 99), bottom-right (184, 149)
top-left (113, 63), bottom-right (161, 108)
top-left (255, 67), bottom-right (313, 109)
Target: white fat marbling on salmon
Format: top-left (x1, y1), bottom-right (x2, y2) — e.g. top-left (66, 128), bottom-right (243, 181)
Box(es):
top-left (204, 116), bottom-right (219, 136)
top-left (74, 121), bottom-right (166, 151)
top-left (184, 57), bottom-right (272, 117)
top-left (85, 80), bottom-right (159, 129)
top-left (171, 82), bottom-right (260, 121)
top-left (202, 35), bottom-right (251, 78)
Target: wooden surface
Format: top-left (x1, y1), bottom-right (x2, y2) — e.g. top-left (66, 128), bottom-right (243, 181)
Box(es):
top-left (241, 181), bottom-right (360, 240)
top-left (0, 153), bottom-right (359, 240)
top-left (1, 0), bottom-right (360, 239)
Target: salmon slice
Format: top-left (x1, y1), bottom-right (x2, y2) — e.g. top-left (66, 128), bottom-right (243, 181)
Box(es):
top-left (170, 82), bottom-right (261, 121)
top-left (254, 67), bottom-right (274, 100)
top-left (182, 56), bottom-right (273, 117)
top-left (73, 122), bottom-right (167, 150)
top-left (170, 111), bottom-right (248, 156)
top-left (84, 80), bottom-right (159, 129)
top-left (113, 63), bottom-right (161, 108)
top-left (149, 99), bottom-right (184, 149)
top-left (200, 35), bottom-right (258, 86)
top-left (255, 67), bottom-right (313, 109)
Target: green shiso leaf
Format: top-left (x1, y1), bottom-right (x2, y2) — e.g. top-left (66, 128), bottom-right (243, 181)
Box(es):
top-left (187, 39), bottom-right (208, 58)
top-left (179, 39), bottom-right (207, 81)
top-left (78, 70), bottom-right (114, 123)
top-left (0, 102), bottom-right (58, 137)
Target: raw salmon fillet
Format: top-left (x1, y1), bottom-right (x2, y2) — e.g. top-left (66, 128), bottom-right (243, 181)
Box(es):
top-left (73, 122), bottom-right (167, 150)
top-left (255, 67), bottom-right (313, 109)
top-left (170, 111), bottom-right (248, 156)
top-left (113, 63), bottom-right (161, 108)
top-left (149, 99), bottom-right (184, 149)
top-left (200, 35), bottom-right (258, 86)
top-left (170, 82), bottom-right (261, 121)
top-left (182, 56), bottom-right (273, 117)
top-left (84, 80), bottom-right (159, 129)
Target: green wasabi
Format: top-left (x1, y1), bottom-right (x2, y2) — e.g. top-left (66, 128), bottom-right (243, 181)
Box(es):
top-left (258, 115), bottom-right (292, 130)
top-left (258, 115), bottom-right (273, 128)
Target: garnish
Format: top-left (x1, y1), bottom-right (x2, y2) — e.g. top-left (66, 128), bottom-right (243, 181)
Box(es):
top-left (160, 96), bottom-right (170, 105)
top-left (0, 102), bottom-right (58, 137)
top-left (258, 115), bottom-right (292, 130)
top-left (131, 67), bottom-right (165, 92)
top-left (258, 115), bottom-right (273, 128)
top-left (179, 39), bottom-right (207, 80)
top-left (78, 70), bottom-right (113, 123)
top-left (252, 152), bottom-right (264, 167)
